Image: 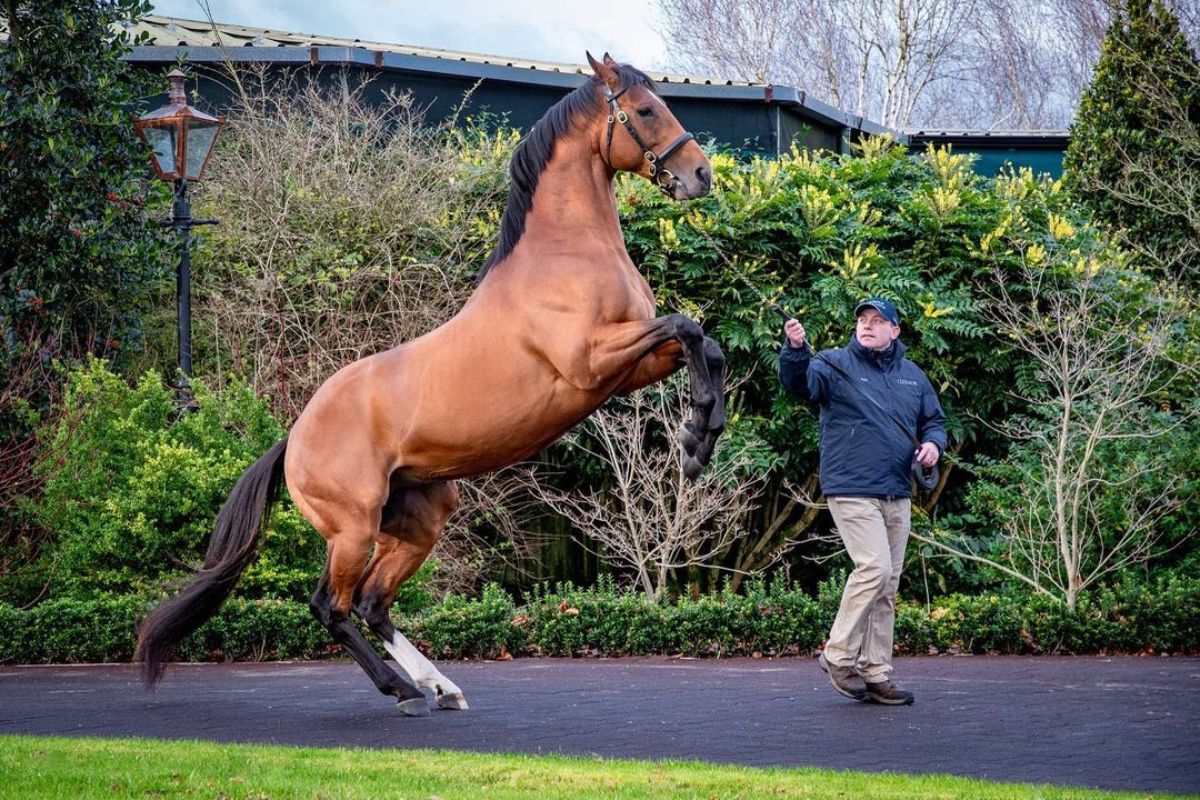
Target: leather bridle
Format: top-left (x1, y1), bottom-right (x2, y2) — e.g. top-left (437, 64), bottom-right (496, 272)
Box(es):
top-left (603, 85), bottom-right (696, 196)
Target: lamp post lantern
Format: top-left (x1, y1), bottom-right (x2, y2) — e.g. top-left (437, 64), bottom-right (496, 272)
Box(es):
top-left (134, 69), bottom-right (225, 403)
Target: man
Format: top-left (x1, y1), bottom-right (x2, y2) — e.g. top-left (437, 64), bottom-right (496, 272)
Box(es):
top-left (778, 297), bottom-right (946, 705)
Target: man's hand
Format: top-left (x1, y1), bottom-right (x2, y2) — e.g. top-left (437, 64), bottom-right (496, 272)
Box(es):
top-left (784, 318), bottom-right (806, 349)
top-left (916, 441), bottom-right (940, 467)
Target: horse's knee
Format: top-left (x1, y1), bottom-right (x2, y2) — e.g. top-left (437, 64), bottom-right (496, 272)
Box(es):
top-left (665, 313), bottom-right (705, 346)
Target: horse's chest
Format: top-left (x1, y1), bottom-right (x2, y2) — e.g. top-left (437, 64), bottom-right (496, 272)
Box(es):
top-left (625, 290), bottom-right (655, 321)
top-left (611, 267), bottom-right (655, 321)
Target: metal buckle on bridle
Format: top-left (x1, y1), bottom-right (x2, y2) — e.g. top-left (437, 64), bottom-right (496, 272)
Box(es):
top-left (603, 86), bottom-right (695, 196)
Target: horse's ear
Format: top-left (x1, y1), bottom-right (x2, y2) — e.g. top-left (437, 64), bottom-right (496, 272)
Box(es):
top-left (603, 53), bottom-right (617, 67)
top-left (587, 51), bottom-right (619, 92)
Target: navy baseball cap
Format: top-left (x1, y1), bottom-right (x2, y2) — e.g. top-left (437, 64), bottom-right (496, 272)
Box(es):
top-left (855, 297), bottom-right (900, 325)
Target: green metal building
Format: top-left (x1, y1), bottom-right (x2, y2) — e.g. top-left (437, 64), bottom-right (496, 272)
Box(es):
top-left (122, 15), bottom-right (1068, 177)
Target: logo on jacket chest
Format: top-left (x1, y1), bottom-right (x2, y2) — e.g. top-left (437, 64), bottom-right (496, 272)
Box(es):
top-left (896, 378), bottom-right (918, 386)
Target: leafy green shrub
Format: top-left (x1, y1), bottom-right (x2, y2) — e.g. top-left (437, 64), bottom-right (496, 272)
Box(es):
top-left (0, 0), bottom-right (169, 550)
top-left (177, 598), bottom-right (330, 663)
top-left (1, 574), bottom-right (1197, 665)
top-left (0, 596), bottom-right (140, 663)
top-left (407, 583), bottom-right (525, 660)
top-left (0, 0), bottom-right (167, 398)
top-left (611, 138), bottom-right (1178, 588)
top-left (525, 575), bottom-right (851, 658)
top-left (25, 359), bottom-right (322, 603)
top-left (925, 594), bottom-right (1027, 654)
top-left (0, 602), bottom-right (27, 663)
top-left (523, 579), bottom-right (674, 656)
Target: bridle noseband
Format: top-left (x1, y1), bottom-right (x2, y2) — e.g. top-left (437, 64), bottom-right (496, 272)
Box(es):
top-left (603, 85), bottom-right (696, 196)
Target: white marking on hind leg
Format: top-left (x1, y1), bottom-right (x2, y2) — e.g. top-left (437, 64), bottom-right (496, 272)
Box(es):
top-left (383, 631), bottom-right (468, 709)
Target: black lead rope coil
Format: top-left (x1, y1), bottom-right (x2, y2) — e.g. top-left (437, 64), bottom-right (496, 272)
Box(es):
top-left (911, 454), bottom-right (939, 491)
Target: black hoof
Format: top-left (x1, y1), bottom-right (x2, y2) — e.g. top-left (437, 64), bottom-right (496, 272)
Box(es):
top-left (676, 424), bottom-right (701, 454)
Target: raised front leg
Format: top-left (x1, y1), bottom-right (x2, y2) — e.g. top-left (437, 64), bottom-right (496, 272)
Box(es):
top-left (596, 315), bottom-right (725, 479)
top-left (678, 336), bottom-right (726, 474)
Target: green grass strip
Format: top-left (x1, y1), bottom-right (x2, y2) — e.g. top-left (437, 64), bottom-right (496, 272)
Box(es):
top-left (0, 735), bottom-right (1189, 800)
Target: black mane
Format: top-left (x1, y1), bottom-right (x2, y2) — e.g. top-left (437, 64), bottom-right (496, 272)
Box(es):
top-left (477, 64), bottom-right (655, 281)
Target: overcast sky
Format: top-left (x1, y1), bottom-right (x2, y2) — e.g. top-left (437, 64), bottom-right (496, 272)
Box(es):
top-left (148, 0), bottom-right (671, 71)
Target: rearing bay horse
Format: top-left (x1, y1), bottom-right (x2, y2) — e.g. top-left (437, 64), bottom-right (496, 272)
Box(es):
top-left (136, 53), bottom-right (726, 716)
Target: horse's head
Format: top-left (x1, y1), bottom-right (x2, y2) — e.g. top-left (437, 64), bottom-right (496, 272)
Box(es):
top-left (587, 52), bottom-right (712, 201)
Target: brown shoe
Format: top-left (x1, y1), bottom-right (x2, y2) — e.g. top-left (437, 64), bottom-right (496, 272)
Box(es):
top-left (864, 679), bottom-right (914, 705)
top-left (819, 652), bottom-right (867, 701)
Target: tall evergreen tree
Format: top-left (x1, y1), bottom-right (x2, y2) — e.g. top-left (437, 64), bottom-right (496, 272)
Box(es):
top-left (1064, 0), bottom-right (1200, 280)
top-left (0, 0), bottom-right (164, 544)
top-left (0, 0), bottom-right (164, 374)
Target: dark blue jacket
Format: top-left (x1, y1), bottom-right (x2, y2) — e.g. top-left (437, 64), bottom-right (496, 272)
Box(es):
top-left (779, 336), bottom-right (947, 499)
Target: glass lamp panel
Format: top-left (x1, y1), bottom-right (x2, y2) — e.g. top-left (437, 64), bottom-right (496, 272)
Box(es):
top-left (143, 124), bottom-right (179, 178)
top-left (184, 120), bottom-right (220, 180)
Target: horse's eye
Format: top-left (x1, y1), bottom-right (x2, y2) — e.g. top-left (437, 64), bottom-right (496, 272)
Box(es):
top-left (637, 107), bottom-right (654, 118)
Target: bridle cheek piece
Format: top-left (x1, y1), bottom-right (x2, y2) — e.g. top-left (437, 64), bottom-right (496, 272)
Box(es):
top-left (604, 86), bottom-right (696, 196)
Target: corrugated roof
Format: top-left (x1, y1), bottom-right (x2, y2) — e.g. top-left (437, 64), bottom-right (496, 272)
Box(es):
top-left (125, 14), bottom-right (763, 88)
top-left (1, 13), bottom-right (1067, 143)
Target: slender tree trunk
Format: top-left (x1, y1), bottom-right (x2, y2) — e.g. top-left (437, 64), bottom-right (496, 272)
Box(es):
top-left (639, 566), bottom-right (655, 600)
top-left (5, 0), bottom-right (20, 46)
top-left (687, 563), bottom-right (702, 600)
top-left (1066, 572), bottom-right (1082, 612)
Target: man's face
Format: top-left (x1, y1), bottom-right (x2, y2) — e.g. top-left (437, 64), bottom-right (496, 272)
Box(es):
top-left (856, 309), bottom-right (900, 351)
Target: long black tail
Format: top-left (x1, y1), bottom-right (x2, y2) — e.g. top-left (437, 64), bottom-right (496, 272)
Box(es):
top-left (136, 435), bottom-right (289, 686)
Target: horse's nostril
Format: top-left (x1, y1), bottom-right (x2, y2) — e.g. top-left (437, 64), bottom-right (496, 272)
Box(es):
top-left (696, 165), bottom-right (712, 189)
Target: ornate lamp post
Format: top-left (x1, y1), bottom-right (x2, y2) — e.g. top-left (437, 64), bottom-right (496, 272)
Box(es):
top-left (134, 69), bottom-right (225, 401)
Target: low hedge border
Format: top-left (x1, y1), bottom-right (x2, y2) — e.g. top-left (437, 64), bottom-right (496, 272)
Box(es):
top-left (1, 575), bottom-right (1195, 665)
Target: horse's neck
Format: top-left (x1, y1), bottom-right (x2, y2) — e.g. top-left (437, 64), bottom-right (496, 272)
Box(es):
top-left (523, 138), bottom-right (627, 258)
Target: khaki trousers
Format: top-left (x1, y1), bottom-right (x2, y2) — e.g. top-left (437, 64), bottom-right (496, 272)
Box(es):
top-left (823, 496), bottom-right (911, 683)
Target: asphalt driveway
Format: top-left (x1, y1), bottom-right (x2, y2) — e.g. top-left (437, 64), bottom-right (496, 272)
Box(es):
top-left (2, 655), bottom-right (1197, 794)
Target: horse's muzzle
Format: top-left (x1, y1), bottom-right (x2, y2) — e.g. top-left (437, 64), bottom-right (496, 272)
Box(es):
top-left (662, 164), bottom-right (712, 200)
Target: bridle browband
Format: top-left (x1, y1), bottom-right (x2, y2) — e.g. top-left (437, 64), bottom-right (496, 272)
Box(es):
top-left (603, 84), bottom-right (696, 196)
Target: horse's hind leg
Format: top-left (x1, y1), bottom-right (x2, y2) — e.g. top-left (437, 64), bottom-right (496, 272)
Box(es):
top-left (309, 526), bottom-right (430, 716)
top-left (356, 481), bottom-right (467, 711)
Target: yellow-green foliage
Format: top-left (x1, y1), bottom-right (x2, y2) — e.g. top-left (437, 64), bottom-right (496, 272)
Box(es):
top-left (618, 136), bottom-right (1127, 475)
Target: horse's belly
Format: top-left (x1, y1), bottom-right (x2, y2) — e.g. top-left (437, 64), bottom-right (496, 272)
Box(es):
top-left (395, 378), bottom-right (600, 480)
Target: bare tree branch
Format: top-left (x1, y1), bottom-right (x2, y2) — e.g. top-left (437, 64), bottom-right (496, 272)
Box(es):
top-left (654, 0), bottom-right (1197, 129)
top-left (527, 375), bottom-right (769, 600)
top-left (923, 260), bottom-right (1192, 608)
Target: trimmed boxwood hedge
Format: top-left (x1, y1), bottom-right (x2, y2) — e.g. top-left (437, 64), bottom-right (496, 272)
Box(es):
top-left (2, 575), bottom-right (1196, 665)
